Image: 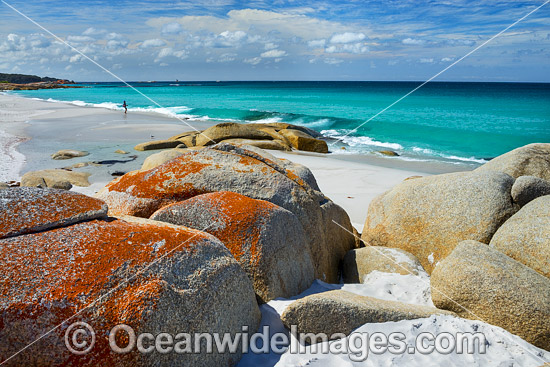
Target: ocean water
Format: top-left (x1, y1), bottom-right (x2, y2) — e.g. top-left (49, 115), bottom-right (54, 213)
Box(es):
top-left (11, 81), bottom-right (550, 165)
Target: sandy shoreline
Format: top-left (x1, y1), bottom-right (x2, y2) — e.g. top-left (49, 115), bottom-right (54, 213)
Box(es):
top-left (0, 92), bottom-right (471, 228)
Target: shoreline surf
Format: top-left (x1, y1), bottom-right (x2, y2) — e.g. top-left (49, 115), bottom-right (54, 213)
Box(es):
top-left (8, 80), bottom-right (548, 167)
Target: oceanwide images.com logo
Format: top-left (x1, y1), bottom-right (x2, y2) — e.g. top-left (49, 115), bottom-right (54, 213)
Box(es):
top-left (65, 322), bottom-right (487, 361)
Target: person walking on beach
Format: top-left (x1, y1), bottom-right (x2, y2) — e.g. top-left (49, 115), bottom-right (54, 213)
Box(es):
top-left (122, 100), bottom-right (127, 114)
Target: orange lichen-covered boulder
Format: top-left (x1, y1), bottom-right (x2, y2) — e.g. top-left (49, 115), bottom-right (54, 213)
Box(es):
top-left (98, 143), bottom-right (356, 283)
top-left (151, 191), bottom-right (315, 302)
top-left (0, 187), bottom-right (107, 239)
top-left (0, 217), bottom-right (260, 366)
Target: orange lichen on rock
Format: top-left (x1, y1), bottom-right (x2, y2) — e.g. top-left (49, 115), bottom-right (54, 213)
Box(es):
top-left (151, 191), bottom-right (316, 302)
top-left (98, 147), bottom-right (294, 217)
top-left (0, 218), bottom-right (221, 365)
top-left (155, 191), bottom-right (276, 263)
top-left (0, 218), bottom-right (209, 309)
top-left (0, 187), bottom-right (108, 239)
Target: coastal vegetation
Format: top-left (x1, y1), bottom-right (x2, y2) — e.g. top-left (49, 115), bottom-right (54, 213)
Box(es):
top-left (0, 73), bottom-right (76, 90)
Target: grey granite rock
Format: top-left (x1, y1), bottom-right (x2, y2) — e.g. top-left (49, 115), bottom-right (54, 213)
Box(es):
top-left (510, 175), bottom-right (550, 207)
top-left (362, 171), bottom-right (518, 273)
top-left (490, 195), bottom-right (550, 278)
top-left (475, 143), bottom-right (550, 180)
top-left (343, 247), bottom-right (425, 283)
top-left (431, 240), bottom-right (550, 351)
top-left (281, 290), bottom-right (454, 341)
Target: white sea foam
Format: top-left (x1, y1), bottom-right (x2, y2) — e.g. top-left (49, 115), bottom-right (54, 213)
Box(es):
top-left (129, 105), bottom-right (194, 118)
top-left (248, 116), bottom-right (284, 124)
top-left (320, 129), bottom-right (486, 165)
top-left (322, 129), bottom-right (404, 150)
top-left (412, 146), bottom-right (488, 164)
top-left (302, 118), bottom-right (332, 128)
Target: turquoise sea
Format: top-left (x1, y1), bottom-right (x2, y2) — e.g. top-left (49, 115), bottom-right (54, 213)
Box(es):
top-left (10, 81), bottom-right (550, 164)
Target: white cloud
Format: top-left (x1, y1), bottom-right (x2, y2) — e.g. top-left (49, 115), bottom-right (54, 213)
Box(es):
top-left (260, 49), bottom-right (287, 58)
top-left (69, 54), bottom-right (83, 63)
top-left (264, 42), bottom-right (278, 50)
top-left (214, 30), bottom-right (248, 47)
top-left (156, 47), bottom-right (188, 61)
top-left (220, 30), bottom-right (247, 41)
top-left (141, 38), bottom-right (166, 48)
top-left (441, 57), bottom-right (454, 62)
top-left (402, 38), bottom-right (425, 45)
top-left (106, 33), bottom-right (126, 41)
top-left (67, 35), bottom-right (94, 43)
top-left (157, 47), bottom-right (174, 59)
top-left (420, 58), bottom-right (434, 63)
top-left (147, 9), bottom-right (368, 43)
top-left (106, 40), bottom-right (128, 50)
top-left (82, 27), bottom-right (107, 37)
top-left (173, 50), bottom-right (188, 59)
top-left (0, 33), bottom-right (51, 52)
top-left (244, 57), bottom-right (262, 65)
top-left (330, 32), bottom-right (366, 44)
top-left (324, 58), bottom-right (343, 65)
top-left (308, 39), bottom-right (326, 48)
top-left (218, 53), bottom-right (237, 62)
top-left (27, 34), bottom-right (51, 49)
top-left (326, 42), bottom-right (368, 54)
top-left (161, 22), bottom-right (184, 35)
top-left (445, 39), bottom-right (475, 46)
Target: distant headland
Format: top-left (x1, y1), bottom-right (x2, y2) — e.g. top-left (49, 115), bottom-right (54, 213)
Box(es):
top-left (0, 73), bottom-right (79, 90)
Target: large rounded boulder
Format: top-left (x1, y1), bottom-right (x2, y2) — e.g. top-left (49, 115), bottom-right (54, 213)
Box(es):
top-left (490, 195), bottom-right (550, 279)
top-left (475, 143), bottom-right (550, 180)
top-left (98, 144), bottom-right (355, 282)
top-left (510, 175), bottom-right (550, 207)
top-left (195, 122), bottom-right (274, 146)
top-left (150, 191), bottom-right (315, 302)
top-left (431, 240), bottom-right (550, 351)
top-left (281, 290), bottom-right (454, 340)
top-left (362, 171), bottom-right (518, 273)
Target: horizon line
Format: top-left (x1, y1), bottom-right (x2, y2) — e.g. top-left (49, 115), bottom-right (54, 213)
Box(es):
top-left (70, 80), bottom-right (550, 84)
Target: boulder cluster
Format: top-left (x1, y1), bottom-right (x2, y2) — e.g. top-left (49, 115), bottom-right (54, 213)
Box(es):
top-left (134, 122), bottom-right (329, 153)
top-left (0, 143), bottom-right (355, 365)
top-left (361, 143), bottom-right (550, 351)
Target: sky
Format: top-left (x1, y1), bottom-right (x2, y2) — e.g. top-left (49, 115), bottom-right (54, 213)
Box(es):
top-left (0, 0), bottom-right (549, 82)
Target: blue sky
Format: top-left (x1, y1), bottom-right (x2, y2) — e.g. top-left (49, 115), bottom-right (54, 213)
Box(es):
top-left (0, 0), bottom-right (548, 82)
